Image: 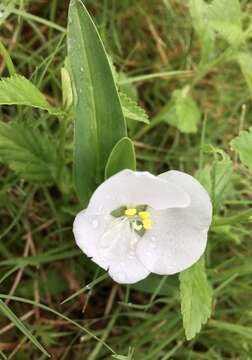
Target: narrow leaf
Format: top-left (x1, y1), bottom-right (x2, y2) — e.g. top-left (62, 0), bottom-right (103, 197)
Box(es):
top-left (179, 257), bottom-right (212, 340)
top-left (231, 127), bottom-right (252, 173)
top-left (119, 92), bottom-right (149, 124)
top-left (0, 75), bottom-right (61, 115)
top-left (0, 299), bottom-right (50, 357)
top-left (105, 137), bottom-right (136, 179)
top-left (68, 0), bottom-right (126, 205)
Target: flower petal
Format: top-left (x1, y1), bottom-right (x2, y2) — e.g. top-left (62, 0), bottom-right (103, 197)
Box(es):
top-left (87, 169), bottom-right (190, 215)
top-left (158, 170), bottom-right (212, 229)
top-left (73, 210), bottom-right (150, 284)
top-left (136, 171), bottom-right (212, 275)
top-left (136, 209), bottom-right (208, 275)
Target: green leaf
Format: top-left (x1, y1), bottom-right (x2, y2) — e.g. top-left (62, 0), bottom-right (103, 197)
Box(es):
top-left (179, 257), bottom-right (212, 340)
top-left (0, 299), bottom-right (50, 357)
top-left (0, 75), bottom-right (62, 115)
top-left (119, 92), bottom-right (149, 124)
top-left (0, 122), bottom-right (59, 183)
top-left (105, 137), bottom-right (136, 179)
top-left (205, 0), bottom-right (243, 46)
top-left (231, 127), bottom-right (252, 173)
top-left (189, 0), bottom-right (215, 64)
top-left (238, 52), bottom-right (252, 97)
top-left (68, 0), bottom-right (126, 205)
top-left (197, 147), bottom-right (233, 212)
top-left (162, 87), bottom-right (201, 133)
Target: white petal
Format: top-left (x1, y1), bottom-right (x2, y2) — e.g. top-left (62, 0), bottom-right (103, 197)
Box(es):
top-left (136, 209), bottom-right (208, 275)
top-left (158, 170), bottom-right (212, 229)
top-left (136, 171), bottom-right (212, 275)
top-left (73, 210), bottom-right (150, 284)
top-left (86, 169), bottom-right (190, 215)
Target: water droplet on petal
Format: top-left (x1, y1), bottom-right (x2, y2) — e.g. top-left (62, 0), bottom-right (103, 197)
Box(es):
top-left (151, 236), bottom-right (156, 241)
top-left (92, 219), bottom-right (98, 229)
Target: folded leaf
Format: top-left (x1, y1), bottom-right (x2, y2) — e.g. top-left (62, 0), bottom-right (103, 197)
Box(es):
top-left (105, 137), bottom-right (136, 179)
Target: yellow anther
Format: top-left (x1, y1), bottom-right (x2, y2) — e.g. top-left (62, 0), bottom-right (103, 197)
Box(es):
top-left (125, 208), bottom-right (137, 216)
top-left (138, 211), bottom-right (150, 220)
top-left (143, 218), bottom-right (152, 230)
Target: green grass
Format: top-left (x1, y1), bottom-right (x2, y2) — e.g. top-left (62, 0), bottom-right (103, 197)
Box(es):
top-left (1, 0), bottom-right (252, 359)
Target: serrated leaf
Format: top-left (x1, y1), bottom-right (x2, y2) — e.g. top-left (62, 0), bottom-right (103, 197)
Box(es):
top-left (238, 52), bottom-right (252, 97)
top-left (197, 147), bottom-right (233, 212)
top-left (68, 0), bottom-right (126, 205)
top-left (231, 127), bottom-right (252, 173)
top-left (0, 122), bottom-right (59, 183)
top-left (205, 0), bottom-right (243, 46)
top-left (179, 257), bottom-right (212, 340)
top-left (189, 0), bottom-right (215, 64)
top-left (0, 75), bottom-right (62, 115)
top-left (0, 299), bottom-right (49, 357)
top-left (162, 88), bottom-right (201, 133)
top-left (119, 92), bottom-right (149, 124)
top-left (105, 137), bottom-right (136, 179)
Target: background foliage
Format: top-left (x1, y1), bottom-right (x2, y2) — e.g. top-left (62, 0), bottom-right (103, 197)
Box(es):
top-left (1, 0), bottom-right (252, 359)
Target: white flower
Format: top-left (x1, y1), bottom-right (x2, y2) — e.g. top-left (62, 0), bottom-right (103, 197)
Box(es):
top-left (73, 170), bottom-right (212, 284)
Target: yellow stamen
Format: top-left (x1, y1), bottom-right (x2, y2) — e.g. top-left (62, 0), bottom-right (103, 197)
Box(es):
top-left (143, 218), bottom-right (152, 230)
top-left (125, 208), bottom-right (137, 216)
top-left (138, 211), bottom-right (150, 220)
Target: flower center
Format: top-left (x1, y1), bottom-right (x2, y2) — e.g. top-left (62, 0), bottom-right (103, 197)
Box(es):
top-left (110, 205), bottom-right (153, 237)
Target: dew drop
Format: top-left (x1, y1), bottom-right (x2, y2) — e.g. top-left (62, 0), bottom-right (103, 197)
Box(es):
top-left (80, 67), bottom-right (84, 72)
top-left (151, 236), bottom-right (156, 241)
top-left (92, 219), bottom-right (98, 228)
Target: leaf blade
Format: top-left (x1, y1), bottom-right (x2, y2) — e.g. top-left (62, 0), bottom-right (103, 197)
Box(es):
top-left (119, 92), bottom-right (149, 124)
top-left (68, 0), bottom-right (126, 205)
top-left (0, 75), bottom-right (61, 115)
top-left (105, 137), bottom-right (136, 179)
top-left (231, 127), bottom-right (252, 173)
top-left (0, 299), bottom-right (50, 357)
top-left (179, 257), bottom-right (212, 340)
top-left (0, 122), bottom-right (58, 183)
